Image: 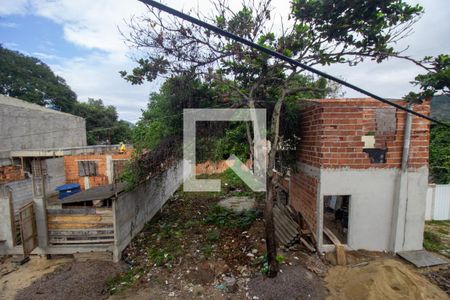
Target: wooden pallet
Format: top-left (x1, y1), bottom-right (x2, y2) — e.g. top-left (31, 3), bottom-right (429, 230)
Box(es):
top-left (47, 208), bottom-right (114, 245)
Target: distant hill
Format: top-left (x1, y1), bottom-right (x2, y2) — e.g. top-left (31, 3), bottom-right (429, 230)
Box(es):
top-left (431, 95), bottom-right (450, 122)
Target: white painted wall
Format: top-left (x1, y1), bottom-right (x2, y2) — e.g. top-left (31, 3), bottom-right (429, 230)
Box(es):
top-left (318, 167), bottom-right (428, 252)
top-left (426, 184), bottom-right (450, 220)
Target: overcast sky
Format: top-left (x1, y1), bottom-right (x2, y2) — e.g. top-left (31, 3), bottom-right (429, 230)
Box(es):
top-left (0, 0), bottom-right (449, 122)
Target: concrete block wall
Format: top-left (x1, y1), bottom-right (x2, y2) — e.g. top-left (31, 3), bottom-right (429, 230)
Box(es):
top-left (0, 95), bottom-right (87, 152)
top-left (44, 157), bottom-right (65, 196)
top-left (113, 161), bottom-right (183, 261)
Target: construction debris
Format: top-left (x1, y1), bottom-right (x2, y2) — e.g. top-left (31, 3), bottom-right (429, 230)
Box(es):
top-left (273, 204), bottom-right (299, 247)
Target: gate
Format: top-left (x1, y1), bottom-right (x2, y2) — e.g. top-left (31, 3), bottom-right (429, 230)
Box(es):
top-left (18, 202), bottom-right (38, 257)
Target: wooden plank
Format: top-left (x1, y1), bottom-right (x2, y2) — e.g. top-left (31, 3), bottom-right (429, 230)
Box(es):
top-left (48, 215), bottom-right (112, 223)
top-left (49, 232), bottom-right (114, 238)
top-left (48, 229), bottom-right (114, 236)
top-left (49, 239), bottom-right (114, 245)
top-left (323, 227), bottom-right (342, 246)
top-left (336, 244), bottom-right (347, 266)
top-left (48, 222), bottom-right (113, 230)
top-left (18, 202), bottom-right (37, 257)
top-left (300, 237), bottom-right (316, 252)
top-left (323, 227), bottom-right (347, 266)
top-left (47, 208), bottom-right (112, 216)
top-left (49, 237), bottom-right (114, 243)
top-left (300, 229), bottom-right (311, 235)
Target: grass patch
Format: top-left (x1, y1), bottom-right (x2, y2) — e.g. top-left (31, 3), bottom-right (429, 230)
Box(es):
top-left (424, 220), bottom-right (450, 258)
top-left (205, 205), bottom-right (260, 229)
top-left (427, 220), bottom-right (450, 227)
top-left (206, 229), bottom-right (220, 242)
top-left (424, 231), bottom-right (446, 253)
top-left (106, 268), bottom-right (144, 295)
top-left (148, 248), bottom-right (176, 266)
top-left (200, 243), bottom-right (214, 258)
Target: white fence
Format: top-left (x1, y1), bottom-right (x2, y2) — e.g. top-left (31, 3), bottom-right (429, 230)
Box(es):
top-left (425, 184), bottom-right (450, 221)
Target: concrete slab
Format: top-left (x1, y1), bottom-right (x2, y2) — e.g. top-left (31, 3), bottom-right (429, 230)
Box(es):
top-left (397, 250), bottom-right (448, 268)
top-left (218, 196), bottom-right (255, 213)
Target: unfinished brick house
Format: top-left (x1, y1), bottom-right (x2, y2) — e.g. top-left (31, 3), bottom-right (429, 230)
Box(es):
top-left (289, 98), bottom-right (430, 253)
top-left (64, 149), bottom-right (132, 190)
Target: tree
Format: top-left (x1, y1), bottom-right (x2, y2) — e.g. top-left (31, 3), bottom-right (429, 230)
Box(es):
top-left (73, 98), bottom-right (132, 145)
top-left (404, 54), bottom-right (449, 184)
top-left (0, 46), bottom-right (133, 145)
top-left (405, 54), bottom-right (450, 101)
top-left (429, 124), bottom-right (450, 184)
top-left (0, 45), bottom-right (78, 113)
top-left (123, 0), bottom-right (423, 277)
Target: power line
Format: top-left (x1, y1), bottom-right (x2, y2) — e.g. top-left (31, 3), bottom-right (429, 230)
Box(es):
top-left (138, 0), bottom-right (449, 128)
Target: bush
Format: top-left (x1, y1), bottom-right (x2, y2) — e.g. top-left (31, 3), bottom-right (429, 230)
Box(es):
top-left (205, 205), bottom-right (260, 229)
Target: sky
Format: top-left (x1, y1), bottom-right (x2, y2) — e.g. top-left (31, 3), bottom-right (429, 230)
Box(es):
top-left (0, 0), bottom-right (449, 123)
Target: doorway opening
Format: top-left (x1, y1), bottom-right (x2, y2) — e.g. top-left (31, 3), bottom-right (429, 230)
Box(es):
top-left (323, 195), bottom-right (350, 245)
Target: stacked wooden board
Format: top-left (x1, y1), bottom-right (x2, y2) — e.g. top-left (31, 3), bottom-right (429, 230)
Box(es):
top-left (47, 207), bottom-right (114, 245)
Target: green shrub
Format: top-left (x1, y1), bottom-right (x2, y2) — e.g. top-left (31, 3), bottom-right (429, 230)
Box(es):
top-left (205, 205), bottom-right (260, 229)
top-left (207, 229), bottom-right (220, 242)
top-left (424, 231), bottom-right (443, 252)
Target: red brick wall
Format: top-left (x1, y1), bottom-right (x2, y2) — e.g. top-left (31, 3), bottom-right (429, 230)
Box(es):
top-left (297, 105), bottom-right (323, 168)
top-left (290, 172), bottom-right (318, 232)
top-left (0, 165), bottom-right (24, 183)
top-left (298, 98), bottom-right (430, 169)
top-left (290, 98), bottom-right (430, 230)
top-left (64, 150), bottom-right (132, 190)
top-left (195, 159), bottom-right (252, 175)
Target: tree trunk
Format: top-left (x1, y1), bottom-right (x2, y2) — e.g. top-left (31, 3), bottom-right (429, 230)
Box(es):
top-left (264, 176), bottom-right (278, 277)
top-left (263, 89), bottom-right (288, 277)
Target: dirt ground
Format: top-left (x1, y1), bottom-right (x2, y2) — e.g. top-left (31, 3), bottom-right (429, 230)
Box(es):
top-left (326, 258), bottom-right (449, 300)
top-left (104, 172), bottom-right (330, 300)
top-left (0, 256), bottom-right (123, 300)
top-left (0, 256), bottom-right (72, 300)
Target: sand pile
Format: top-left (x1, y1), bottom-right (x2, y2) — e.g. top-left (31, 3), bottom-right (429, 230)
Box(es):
top-left (326, 259), bottom-right (448, 300)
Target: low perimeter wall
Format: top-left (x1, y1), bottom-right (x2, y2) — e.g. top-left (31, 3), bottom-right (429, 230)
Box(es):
top-left (113, 161), bottom-right (183, 261)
